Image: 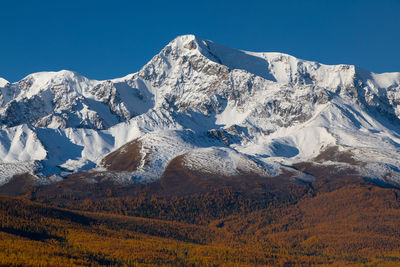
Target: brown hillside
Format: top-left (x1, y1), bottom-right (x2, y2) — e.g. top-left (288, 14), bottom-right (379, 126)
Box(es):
top-left (100, 139), bottom-right (143, 172)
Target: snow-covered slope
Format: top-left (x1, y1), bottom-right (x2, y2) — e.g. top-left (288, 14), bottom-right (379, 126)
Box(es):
top-left (0, 78), bottom-right (8, 87)
top-left (1, 34), bottom-right (400, 185)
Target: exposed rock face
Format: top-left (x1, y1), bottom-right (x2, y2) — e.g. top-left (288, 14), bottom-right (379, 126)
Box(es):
top-left (0, 34), bottom-right (400, 185)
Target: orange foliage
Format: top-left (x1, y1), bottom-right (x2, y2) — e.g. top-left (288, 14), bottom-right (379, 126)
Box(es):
top-left (1, 174), bottom-right (400, 266)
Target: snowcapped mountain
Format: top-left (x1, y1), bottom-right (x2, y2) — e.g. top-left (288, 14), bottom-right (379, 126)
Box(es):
top-left (1, 34), bottom-right (400, 186)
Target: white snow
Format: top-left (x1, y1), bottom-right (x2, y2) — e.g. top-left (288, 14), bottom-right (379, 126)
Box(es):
top-left (215, 102), bottom-right (252, 126)
top-left (0, 125), bottom-right (47, 163)
top-left (0, 78), bottom-right (9, 87)
top-left (118, 129), bottom-right (218, 183)
top-left (0, 35), bottom-right (400, 185)
top-left (371, 72), bottom-right (400, 88)
top-left (17, 70), bottom-right (98, 99)
top-left (183, 147), bottom-right (279, 177)
top-left (0, 161), bottom-right (40, 186)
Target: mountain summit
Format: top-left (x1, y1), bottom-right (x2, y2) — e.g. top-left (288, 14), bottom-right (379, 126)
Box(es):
top-left (1, 35), bottom-right (400, 186)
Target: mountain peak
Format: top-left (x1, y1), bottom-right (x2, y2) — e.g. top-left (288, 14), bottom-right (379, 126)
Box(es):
top-left (21, 69), bottom-right (90, 84)
top-left (150, 35), bottom-right (277, 81)
top-left (161, 35), bottom-right (360, 86)
top-left (154, 35), bottom-right (362, 91)
top-left (0, 78), bottom-right (9, 87)
top-left (0, 36), bottom-right (400, 186)
top-left (16, 70), bottom-right (97, 98)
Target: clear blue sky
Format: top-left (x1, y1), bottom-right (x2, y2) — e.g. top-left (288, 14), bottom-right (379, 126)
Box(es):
top-left (1, 0), bottom-right (399, 82)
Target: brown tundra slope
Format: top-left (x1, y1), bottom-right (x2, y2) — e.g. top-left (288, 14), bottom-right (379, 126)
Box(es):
top-left (1, 147), bottom-right (400, 266)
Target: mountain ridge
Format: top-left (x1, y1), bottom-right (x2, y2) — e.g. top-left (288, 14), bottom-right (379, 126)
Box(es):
top-left (0, 34), bottom-right (400, 186)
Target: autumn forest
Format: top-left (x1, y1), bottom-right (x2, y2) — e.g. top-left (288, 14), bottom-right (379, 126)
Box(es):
top-left (1, 164), bottom-right (400, 266)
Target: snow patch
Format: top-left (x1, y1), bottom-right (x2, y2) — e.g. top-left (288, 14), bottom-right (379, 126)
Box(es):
top-left (183, 147), bottom-right (279, 177)
top-left (0, 78), bottom-right (9, 87)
